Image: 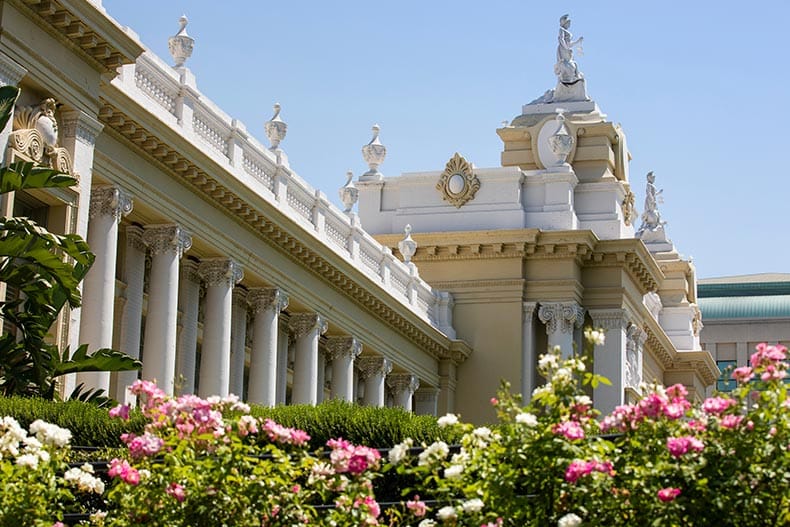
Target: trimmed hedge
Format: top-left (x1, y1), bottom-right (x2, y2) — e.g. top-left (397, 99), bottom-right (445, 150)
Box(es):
top-left (0, 396), bottom-right (457, 450)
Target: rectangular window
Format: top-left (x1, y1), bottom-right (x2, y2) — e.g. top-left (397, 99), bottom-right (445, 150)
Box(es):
top-left (716, 360), bottom-right (737, 392)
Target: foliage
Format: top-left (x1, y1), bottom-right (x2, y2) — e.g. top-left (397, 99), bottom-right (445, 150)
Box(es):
top-left (390, 339), bottom-right (790, 527)
top-left (0, 416), bottom-right (104, 526)
top-left (0, 85), bottom-right (140, 402)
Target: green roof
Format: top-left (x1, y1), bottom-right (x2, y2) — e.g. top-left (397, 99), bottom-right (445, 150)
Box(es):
top-left (697, 275), bottom-right (790, 320)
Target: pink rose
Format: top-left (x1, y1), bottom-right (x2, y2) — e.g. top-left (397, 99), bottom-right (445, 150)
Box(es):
top-left (657, 487), bottom-right (681, 502)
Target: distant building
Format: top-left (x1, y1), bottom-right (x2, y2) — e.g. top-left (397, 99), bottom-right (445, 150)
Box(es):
top-left (698, 274), bottom-right (790, 394)
top-left (0, 2), bottom-right (717, 423)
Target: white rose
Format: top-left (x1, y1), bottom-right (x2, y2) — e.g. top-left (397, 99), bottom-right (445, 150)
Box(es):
top-left (462, 498), bottom-right (484, 513)
top-left (16, 453), bottom-right (39, 468)
top-left (418, 520), bottom-right (437, 527)
top-left (558, 512), bottom-right (582, 527)
top-left (515, 412), bottom-right (538, 427)
top-left (437, 506), bottom-right (457, 522)
top-left (437, 414), bottom-right (459, 428)
top-left (443, 464), bottom-right (464, 479)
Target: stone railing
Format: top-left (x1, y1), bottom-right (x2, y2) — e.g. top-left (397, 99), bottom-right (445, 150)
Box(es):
top-left (112, 48), bottom-right (455, 339)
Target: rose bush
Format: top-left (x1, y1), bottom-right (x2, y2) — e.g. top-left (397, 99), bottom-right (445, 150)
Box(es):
top-left (0, 416), bottom-right (104, 526)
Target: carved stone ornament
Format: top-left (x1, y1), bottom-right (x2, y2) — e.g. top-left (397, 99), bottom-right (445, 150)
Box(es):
top-left (198, 258), bottom-right (244, 288)
top-left (436, 152), bottom-right (480, 208)
top-left (691, 304), bottom-right (704, 336)
top-left (11, 98), bottom-right (72, 175)
top-left (143, 224), bottom-right (192, 258)
top-left (361, 124), bottom-right (386, 180)
top-left (622, 187), bottom-right (636, 226)
top-left (288, 313), bottom-right (328, 339)
top-left (247, 287), bottom-right (289, 314)
top-left (387, 373), bottom-right (420, 394)
top-left (547, 109), bottom-right (574, 165)
top-left (538, 301), bottom-right (585, 334)
top-left (264, 103), bottom-right (287, 151)
top-left (168, 15), bottom-right (194, 68)
top-left (357, 356), bottom-right (392, 380)
top-left (89, 186), bottom-right (133, 222)
top-left (325, 336), bottom-right (362, 361)
top-left (338, 170), bottom-right (358, 213)
top-left (397, 224), bottom-right (417, 263)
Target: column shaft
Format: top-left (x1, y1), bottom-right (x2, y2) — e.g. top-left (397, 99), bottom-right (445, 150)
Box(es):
top-left (229, 288), bottom-right (248, 397)
top-left (115, 225), bottom-right (145, 403)
top-left (589, 309), bottom-right (630, 416)
top-left (326, 336), bottom-right (361, 402)
top-left (175, 258), bottom-right (200, 394)
top-left (248, 288), bottom-right (288, 406)
top-left (359, 356), bottom-right (392, 407)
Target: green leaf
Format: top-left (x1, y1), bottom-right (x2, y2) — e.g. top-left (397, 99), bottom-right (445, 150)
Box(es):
top-left (52, 345), bottom-right (142, 377)
top-left (0, 85), bottom-right (19, 132)
top-left (0, 161), bottom-right (76, 194)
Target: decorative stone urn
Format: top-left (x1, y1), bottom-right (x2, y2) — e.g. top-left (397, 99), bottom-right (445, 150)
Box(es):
top-left (168, 15), bottom-right (194, 68)
top-left (398, 224), bottom-right (417, 263)
top-left (264, 103), bottom-right (287, 151)
top-left (360, 124), bottom-right (386, 181)
top-left (338, 170), bottom-right (358, 213)
top-left (548, 108), bottom-right (574, 165)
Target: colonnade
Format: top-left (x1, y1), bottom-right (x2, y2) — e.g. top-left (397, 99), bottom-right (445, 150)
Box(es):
top-left (76, 185), bottom-right (430, 412)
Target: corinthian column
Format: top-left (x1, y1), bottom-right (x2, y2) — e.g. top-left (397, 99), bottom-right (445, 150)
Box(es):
top-left (288, 313), bottom-right (328, 405)
top-left (325, 336), bottom-right (362, 402)
top-left (588, 309), bottom-right (629, 415)
top-left (115, 225), bottom-right (146, 403)
top-left (247, 288), bottom-right (288, 406)
top-left (175, 258), bottom-right (200, 394)
top-left (198, 258), bottom-right (243, 398)
top-left (142, 224), bottom-right (191, 395)
top-left (229, 287), bottom-right (248, 397)
top-left (358, 356), bottom-right (392, 407)
top-left (387, 373), bottom-right (420, 410)
top-left (538, 301), bottom-right (585, 358)
top-left (77, 186), bottom-right (132, 394)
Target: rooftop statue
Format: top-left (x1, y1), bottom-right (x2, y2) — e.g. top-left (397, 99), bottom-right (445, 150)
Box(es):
top-left (636, 171), bottom-right (667, 238)
top-left (555, 14), bottom-right (584, 85)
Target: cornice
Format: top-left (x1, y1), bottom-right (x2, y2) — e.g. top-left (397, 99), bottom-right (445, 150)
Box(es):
top-left (15, 0), bottom-right (143, 73)
top-left (96, 96), bottom-right (463, 365)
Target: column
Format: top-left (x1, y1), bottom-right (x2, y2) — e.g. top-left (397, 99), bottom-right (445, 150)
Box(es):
top-left (229, 287), bottom-right (248, 397)
top-left (521, 301), bottom-right (538, 402)
top-left (538, 301), bottom-right (585, 358)
top-left (358, 356), bottom-right (392, 407)
top-left (588, 309), bottom-right (629, 416)
top-left (316, 350), bottom-right (326, 404)
top-left (198, 258), bottom-right (243, 398)
top-left (387, 373), bottom-right (420, 410)
top-left (142, 224), bottom-right (192, 395)
top-left (325, 336), bottom-right (362, 402)
top-left (276, 316), bottom-right (289, 405)
top-left (247, 288), bottom-right (288, 406)
top-left (288, 313), bottom-right (328, 405)
top-left (414, 387), bottom-right (438, 416)
top-left (175, 258), bottom-right (200, 394)
top-left (77, 186), bottom-right (132, 394)
top-left (115, 225), bottom-right (146, 403)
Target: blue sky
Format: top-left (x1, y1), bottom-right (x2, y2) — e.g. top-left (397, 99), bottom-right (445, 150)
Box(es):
top-left (102, 1), bottom-right (790, 280)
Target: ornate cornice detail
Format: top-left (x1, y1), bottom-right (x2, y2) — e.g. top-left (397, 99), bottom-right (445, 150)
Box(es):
top-left (325, 336), bottom-right (362, 362)
top-left (644, 326), bottom-right (674, 370)
top-left (288, 313), bottom-right (328, 339)
top-left (179, 257), bottom-right (201, 284)
top-left (357, 356), bottom-right (392, 380)
top-left (436, 152), bottom-right (480, 208)
top-left (125, 224), bottom-right (146, 252)
top-left (387, 373), bottom-right (420, 394)
top-left (198, 258), bottom-right (243, 288)
top-left (588, 308), bottom-right (629, 331)
top-left (538, 301), bottom-right (585, 334)
top-left (247, 287), bottom-right (289, 314)
top-left (97, 100), bottom-right (463, 365)
top-left (89, 186), bottom-right (133, 222)
top-left (143, 224), bottom-right (192, 258)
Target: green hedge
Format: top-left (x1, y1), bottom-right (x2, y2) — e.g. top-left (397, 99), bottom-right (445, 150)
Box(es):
top-left (0, 396), bottom-right (457, 451)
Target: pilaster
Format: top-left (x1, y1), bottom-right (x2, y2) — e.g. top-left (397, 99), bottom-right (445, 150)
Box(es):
top-left (589, 308), bottom-right (629, 415)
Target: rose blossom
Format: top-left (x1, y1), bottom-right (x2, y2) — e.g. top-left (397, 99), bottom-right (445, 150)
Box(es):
top-left (657, 487), bottom-right (681, 502)
top-left (407, 495), bottom-right (427, 517)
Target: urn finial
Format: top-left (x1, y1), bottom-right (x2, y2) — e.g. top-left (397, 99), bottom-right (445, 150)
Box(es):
top-left (398, 224), bottom-right (417, 263)
top-left (338, 169), bottom-right (359, 214)
top-left (360, 124), bottom-right (386, 181)
top-left (264, 103), bottom-right (287, 151)
top-left (547, 108), bottom-right (574, 166)
top-left (168, 15), bottom-right (194, 68)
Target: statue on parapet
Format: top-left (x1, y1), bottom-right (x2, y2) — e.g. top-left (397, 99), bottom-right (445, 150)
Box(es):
top-left (636, 171), bottom-right (666, 237)
top-left (530, 14), bottom-right (591, 104)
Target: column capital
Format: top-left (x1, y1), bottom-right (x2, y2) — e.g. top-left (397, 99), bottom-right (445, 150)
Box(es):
top-left (523, 301), bottom-right (538, 321)
top-left (288, 312), bottom-right (328, 338)
top-left (538, 301), bottom-right (585, 334)
top-left (125, 224), bottom-right (146, 252)
top-left (60, 109), bottom-right (104, 147)
top-left (143, 224), bottom-right (192, 258)
top-left (325, 336), bottom-right (362, 361)
top-left (387, 373), bottom-right (420, 394)
top-left (232, 287), bottom-right (248, 307)
top-left (198, 257), bottom-right (243, 287)
top-left (179, 257), bottom-right (201, 284)
top-left (588, 308), bottom-right (629, 330)
top-left (89, 186), bottom-right (133, 222)
top-left (357, 356), bottom-right (392, 380)
top-left (247, 287), bottom-right (289, 314)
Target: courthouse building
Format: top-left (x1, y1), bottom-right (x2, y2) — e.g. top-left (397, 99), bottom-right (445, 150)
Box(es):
top-left (0, 0), bottom-right (717, 422)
